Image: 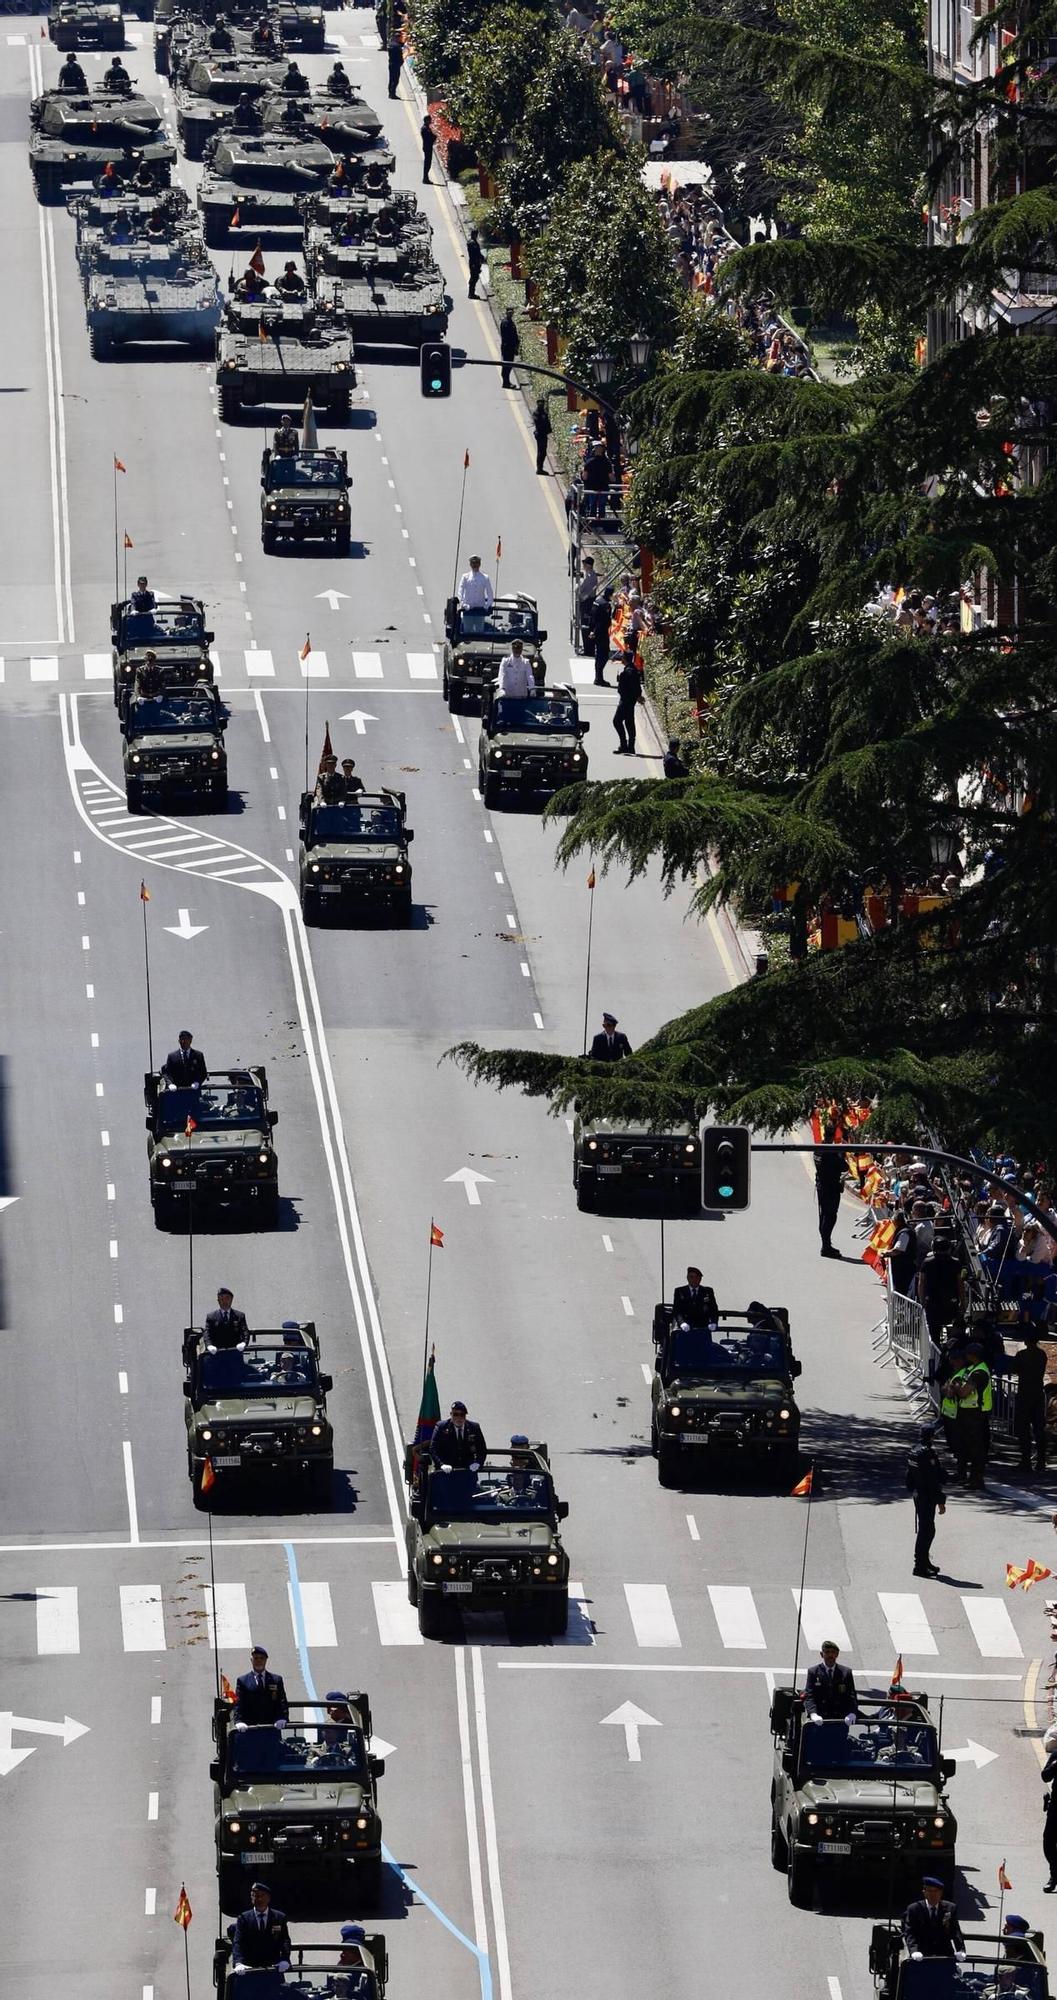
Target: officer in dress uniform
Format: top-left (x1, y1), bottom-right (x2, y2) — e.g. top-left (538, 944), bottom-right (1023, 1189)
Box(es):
top-left (804, 1641), bottom-right (858, 1720)
top-left (231, 1882), bottom-right (292, 1970)
top-left (430, 1401), bottom-right (487, 1470)
top-left (233, 1645), bottom-right (289, 1725)
top-left (205, 1287), bottom-right (249, 1350)
top-left (589, 1011), bottom-right (632, 1061)
top-left (902, 1876), bottom-right (965, 1958)
top-left (162, 1030), bottom-right (207, 1087)
top-left (671, 1267), bottom-right (718, 1326)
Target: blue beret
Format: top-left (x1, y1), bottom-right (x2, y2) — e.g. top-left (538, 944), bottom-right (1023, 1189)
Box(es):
top-left (922, 1876), bottom-right (944, 1888)
top-left (341, 1924), bottom-right (366, 1942)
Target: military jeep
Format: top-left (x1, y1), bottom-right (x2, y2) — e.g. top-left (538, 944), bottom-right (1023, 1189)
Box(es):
top-left (214, 1934), bottom-right (389, 2000)
top-left (770, 1686), bottom-right (957, 1907)
top-left (650, 1304), bottom-right (801, 1484)
top-left (212, 1695), bottom-right (385, 1912)
top-left (442, 595), bottom-right (547, 712)
top-left (261, 445), bottom-right (351, 553)
top-left (573, 1116), bottom-right (700, 1211)
top-left (478, 682), bottom-right (589, 807)
top-left (110, 592), bottom-right (214, 704)
top-left (121, 683), bottom-right (227, 811)
top-left (183, 1320), bottom-right (333, 1506)
top-left (870, 1924), bottom-right (1047, 2000)
top-left (144, 1066), bottom-right (279, 1226)
top-left (299, 789), bottom-right (413, 924)
top-left (405, 1442), bottom-right (570, 1639)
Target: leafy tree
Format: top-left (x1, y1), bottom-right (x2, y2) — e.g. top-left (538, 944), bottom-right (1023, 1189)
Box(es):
top-left (526, 150), bottom-right (681, 383)
top-left (446, 3), bottom-right (553, 171)
top-left (409, 0), bottom-right (495, 95)
top-left (496, 32), bottom-right (621, 240)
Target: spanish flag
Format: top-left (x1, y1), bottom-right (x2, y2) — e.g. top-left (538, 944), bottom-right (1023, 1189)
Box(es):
top-left (998, 1859), bottom-right (1013, 1891)
top-left (587, 866), bottom-right (596, 890)
top-left (890, 1653), bottom-right (903, 1687)
top-left (113, 454), bottom-right (126, 472)
top-left (791, 1469), bottom-right (813, 1497)
top-left (496, 535), bottom-right (502, 560)
top-left (258, 319), bottom-right (269, 343)
top-left (862, 1218), bottom-right (895, 1276)
top-left (221, 1672), bottom-right (236, 1703)
top-left (185, 1116), bottom-right (197, 1137)
top-left (124, 532), bottom-right (134, 549)
top-left (300, 634), bottom-right (312, 662)
top-left (173, 1885), bottom-right (193, 1929)
top-left (200, 1457), bottom-right (216, 1495)
top-left (230, 205), bottom-right (241, 228)
top-left (430, 1222), bottom-right (444, 1248)
top-left (1006, 1559), bottom-right (1052, 1591)
top-left (139, 881), bottom-right (150, 902)
top-left (248, 240), bottom-right (266, 275)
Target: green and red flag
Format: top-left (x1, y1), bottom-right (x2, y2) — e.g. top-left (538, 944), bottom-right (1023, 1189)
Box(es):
top-left (412, 1349), bottom-right (440, 1481)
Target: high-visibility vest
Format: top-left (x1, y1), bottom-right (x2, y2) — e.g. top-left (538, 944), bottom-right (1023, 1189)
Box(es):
top-left (950, 1362), bottom-right (993, 1414)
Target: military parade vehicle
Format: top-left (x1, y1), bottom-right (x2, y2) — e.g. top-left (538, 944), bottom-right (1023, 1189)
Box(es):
top-left (870, 1924), bottom-right (1047, 2000)
top-left (649, 1303), bottom-right (802, 1484)
top-left (29, 86), bottom-right (174, 203)
top-left (84, 238), bottom-right (223, 357)
top-left (308, 149), bottom-right (400, 213)
top-left (71, 184), bottom-right (194, 271)
top-left (572, 1114), bottom-right (701, 1211)
top-left (477, 682), bottom-right (589, 807)
top-left (182, 1320), bottom-right (334, 1506)
top-left (120, 683), bottom-right (228, 811)
top-left (110, 592), bottom-right (215, 702)
top-left (299, 789), bottom-right (413, 923)
top-left (212, 1693), bottom-right (385, 1909)
top-left (260, 85), bottom-right (384, 154)
top-left (198, 130), bottom-right (333, 245)
top-left (144, 1065), bottom-right (279, 1225)
top-left (260, 444), bottom-right (351, 552)
top-left (442, 594), bottom-right (547, 712)
top-left (309, 237), bottom-right (448, 348)
top-left (216, 296), bottom-right (354, 422)
top-left (213, 1934), bottom-right (389, 2000)
top-left (154, 9), bottom-right (204, 78)
top-left (405, 1441), bottom-right (570, 1639)
top-left (174, 53), bottom-right (285, 159)
top-left (268, 0), bottom-right (326, 48)
top-left (310, 185), bottom-right (427, 243)
top-left (769, 1685), bottom-right (957, 1907)
top-left (50, 0), bottom-right (125, 48)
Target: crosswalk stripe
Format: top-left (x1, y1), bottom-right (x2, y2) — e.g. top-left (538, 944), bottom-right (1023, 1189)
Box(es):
top-left (288, 1581), bottom-right (337, 1648)
top-left (30, 656), bottom-right (59, 682)
top-left (300, 650), bottom-right (330, 678)
top-left (568, 656), bottom-right (596, 685)
top-left (37, 1586), bottom-right (80, 1654)
top-left (245, 649), bottom-right (275, 678)
top-left (84, 653), bottom-right (111, 680)
top-left (6, 35), bottom-right (27, 45)
top-left (708, 1584), bottom-right (767, 1650)
top-left (0, 658), bottom-right (5, 683)
top-left (121, 1585), bottom-right (166, 1653)
top-left (879, 1592), bottom-right (938, 1657)
top-left (406, 652), bottom-right (438, 680)
top-left (625, 1583), bottom-right (681, 1648)
top-left (962, 1596), bottom-right (1023, 1658)
top-left (793, 1588), bottom-right (851, 1652)
top-left (205, 1581), bottom-right (251, 1650)
top-left (371, 1580), bottom-right (423, 1646)
top-left (352, 651), bottom-right (384, 679)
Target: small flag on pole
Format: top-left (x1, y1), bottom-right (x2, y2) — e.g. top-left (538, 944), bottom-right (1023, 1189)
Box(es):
top-left (890, 1653), bottom-right (903, 1687)
top-left (199, 1457), bottom-right (215, 1495)
top-left (248, 241), bottom-right (266, 276)
top-left (412, 1347), bottom-right (441, 1477)
top-left (124, 532), bottom-right (134, 549)
top-left (998, 1859), bottom-right (1013, 1891)
top-left (140, 881), bottom-right (150, 902)
top-left (496, 535), bottom-right (502, 561)
top-left (185, 1116), bottom-right (197, 1137)
top-left (300, 634), bottom-right (312, 662)
top-left (463, 449), bottom-right (470, 469)
top-left (1006, 1558), bottom-right (1052, 1591)
top-left (430, 1222), bottom-right (444, 1248)
top-left (173, 1885), bottom-right (193, 1929)
top-left (587, 866), bottom-right (596, 890)
top-left (113, 454), bottom-right (126, 472)
top-left (319, 723), bottom-right (333, 769)
top-left (230, 205), bottom-right (241, 228)
top-left (221, 1672), bottom-right (236, 1703)
top-left (791, 1469), bottom-right (813, 1496)
top-left (258, 319), bottom-right (269, 343)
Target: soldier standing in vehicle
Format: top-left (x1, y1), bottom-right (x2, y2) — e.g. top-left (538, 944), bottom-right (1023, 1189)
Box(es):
top-left (162, 1030), bottom-right (207, 1087)
top-left (430, 1400), bottom-right (487, 1469)
top-left (205, 1286), bottom-right (248, 1350)
top-left (233, 1645), bottom-right (289, 1725)
top-left (804, 1641), bottom-right (857, 1720)
top-left (458, 555), bottom-right (493, 612)
top-left (902, 1877), bottom-right (966, 1959)
top-left (273, 412), bottom-right (299, 454)
top-left (130, 574), bottom-right (156, 611)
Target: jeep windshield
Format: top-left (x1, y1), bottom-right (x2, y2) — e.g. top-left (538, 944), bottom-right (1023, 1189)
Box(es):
top-left (155, 1083), bottom-right (265, 1133)
top-left (492, 695), bottom-right (576, 733)
top-left (120, 606), bottom-right (206, 646)
top-left (898, 1968), bottom-right (1044, 2000)
top-left (427, 1464), bottom-right (554, 1520)
top-left (458, 604), bottom-right (538, 643)
top-left (669, 1329), bottom-right (787, 1378)
top-left (308, 804), bottom-right (402, 842)
top-left (798, 1719), bottom-right (938, 1774)
top-left (127, 695), bottom-right (219, 732)
top-left (227, 1721), bottom-right (367, 1779)
top-left (197, 1348), bottom-right (318, 1393)
top-left (267, 454), bottom-right (345, 488)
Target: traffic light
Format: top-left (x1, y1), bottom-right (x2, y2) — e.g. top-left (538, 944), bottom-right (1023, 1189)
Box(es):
top-left (700, 1123), bottom-right (751, 1211)
top-left (420, 341), bottom-right (451, 397)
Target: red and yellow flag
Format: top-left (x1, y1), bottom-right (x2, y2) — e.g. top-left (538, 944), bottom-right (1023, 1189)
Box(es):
top-left (248, 241), bottom-right (266, 276)
top-left (258, 320), bottom-right (269, 343)
top-left (587, 866), bottom-right (596, 890)
top-left (124, 532), bottom-right (134, 549)
top-left (113, 454), bottom-right (126, 472)
top-left (496, 535), bottom-right (502, 561)
top-left (430, 1222), bottom-right (444, 1248)
top-left (300, 634), bottom-right (312, 662)
top-left (185, 1116), bottom-right (197, 1137)
top-left (791, 1469), bottom-right (813, 1497)
top-left (1006, 1559), bottom-right (1052, 1591)
top-left (173, 1885), bottom-right (193, 1929)
top-left (998, 1859), bottom-right (1013, 1891)
top-left (200, 1457), bottom-right (216, 1495)
top-left (230, 205), bottom-right (241, 228)
top-left (139, 881), bottom-right (150, 903)
top-left (862, 1218), bottom-right (895, 1276)
top-left (221, 1672), bottom-right (236, 1703)
top-left (891, 1653), bottom-right (903, 1687)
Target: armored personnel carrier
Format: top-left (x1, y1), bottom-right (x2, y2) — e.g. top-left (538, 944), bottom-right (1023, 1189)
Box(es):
top-left (216, 296), bottom-right (354, 421)
top-left (155, 10), bottom-right (206, 79)
top-left (260, 86), bottom-right (384, 156)
top-left (71, 183), bottom-right (194, 275)
top-left (197, 130), bottom-right (332, 245)
top-left (309, 184), bottom-right (426, 245)
top-left (174, 53), bottom-right (285, 158)
top-left (50, 0), bottom-right (125, 49)
top-left (266, 0), bottom-right (326, 49)
top-left (29, 86), bottom-right (174, 204)
top-left (310, 239), bottom-right (447, 347)
top-left (85, 240), bottom-right (223, 357)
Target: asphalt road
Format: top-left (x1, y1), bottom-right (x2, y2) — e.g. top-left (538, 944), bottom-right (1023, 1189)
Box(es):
top-left (0, 13), bottom-right (1054, 2000)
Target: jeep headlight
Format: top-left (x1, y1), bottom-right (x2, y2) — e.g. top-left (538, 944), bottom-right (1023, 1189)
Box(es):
top-left (586, 1138), bottom-right (598, 1152)
top-left (266, 501), bottom-right (278, 514)
top-left (336, 498), bottom-right (349, 512)
top-left (392, 863), bottom-right (405, 876)
top-left (227, 1818), bottom-right (241, 1834)
top-left (132, 752), bottom-right (142, 764)
top-left (684, 1140), bottom-right (697, 1154)
top-left (546, 1552), bottom-right (559, 1567)
top-left (223, 357), bottom-right (238, 370)
top-left (571, 749), bottom-right (584, 761)
top-left (210, 749), bottom-right (220, 761)
top-left (668, 1404), bottom-right (681, 1419)
top-left (806, 1812), bottom-right (819, 1826)
top-left (310, 862), bottom-right (320, 874)
top-left (258, 1151), bottom-right (269, 1164)
top-left (355, 1813), bottom-right (369, 1829)
top-left (159, 1155), bottom-right (172, 1170)
top-left (933, 1815), bottom-right (945, 1828)
top-left (311, 1423), bottom-right (322, 1436)
top-left (430, 1552), bottom-right (443, 1567)
top-left (201, 1428), bottom-right (212, 1441)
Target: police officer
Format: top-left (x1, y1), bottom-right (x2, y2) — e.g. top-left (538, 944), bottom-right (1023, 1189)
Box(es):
top-left (951, 1342), bottom-right (993, 1488)
top-left (814, 1134), bottom-right (844, 1259)
top-left (902, 1877), bottom-right (965, 1959)
top-left (1012, 1330), bottom-right (1048, 1475)
top-left (58, 54), bottom-right (87, 90)
top-left (663, 738), bottom-right (689, 778)
top-left (906, 1424), bottom-right (946, 1577)
top-left (589, 1011), bottom-right (632, 1061)
top-left (467, 227), bottom-right (484, 298)
top-left (130, 573), bottom-right (156, 611)
top-left (205, 1287), bottom-right (248, 1350)
top-left (275, 259), bottom-right (306, 298)
top-left (430, 1401), bottom-right (487, 1470)
top-left (387, 30), bottom-right (403, 97)
top-left (162, 1030), bottom-right (207, 1087)
top-left (273, 412), bottom-right (298, 455)
top-left (233, 1645), bottom-right (289, 1725)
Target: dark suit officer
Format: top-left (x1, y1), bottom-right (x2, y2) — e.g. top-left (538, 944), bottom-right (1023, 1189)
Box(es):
top-left (804, 1646), bottom-right (857, 1719)
top-left (431, 1405), bottom-right (487, 1470)
top-left (231, 1891), bottom-right (292, 1969)
top-left (205, 1290), bottom-right (248, 1349)
top-left (902, 1883), bottom-right (964, 1958)
top-left (589, 1012), bottom-right (632, 1061)
top-left (672, 1271), bottom-right (718, 1326)
top-left (162, 1032), bottom-right (207, 1087)
top-left (234, 1647), bottom-right (289, 1725)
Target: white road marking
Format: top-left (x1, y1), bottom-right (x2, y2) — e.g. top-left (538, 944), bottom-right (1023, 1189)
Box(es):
top-left (686, 1515), bottom-right (700, 1541)
top-left (625, 1584), bottom-right (681, 1649)
top-left (709, 1585), bottom-right (767, 1650)
top-left (86, 984), bottom-right (94, 999)
top-left (253, 689), bottom-right (270, 742)
top-left (622, 1296), bottom-right (635, 1316)
top-left (114, 1304), bottom-right (122, 1323)
top-left (107, 1184), bottom-right (115, 1201)
top-left (879, 1591), bottom-right (938, 1656)
top-left (101, 1131), bottom-right (110, 1147)
top-left (205, 1581), bottom-right (251, 1651)
top-left (453, 1650), bottom-right (489, 1961)
top-left (520, 961), bottom-right (530, 978)
top-left (147, 1792), bottom-right (159, 1822)
top-left (533, 1011), bottom-right (543, 1028)
top-left (81, 935), bottom-right (90, 950)
top-left (494, 871), bottom-right (504, 883)
top-left (352, 650), bottom-right (383, 679)
top-left (83, 653), bottom-right (111, 679)
top-left (407, 652), bottom-right (438, 680)
top-left (109, 1240), bottom-right (118, 1259)
top-left (601, 1700), bottom-right (661, 1762)
top-left (372, 1580), bottom-right (423, 1646)
top-left (471, 1648), bottom-right (513, 2000)
top-left (123, 1442), bottom-right (140, 1545)
top-left (118, 1372), bottom-right (128, 1394)
top-left (602, 1233), bottom-right (613, 1251)
top-left (96, 1082), bottom-right (104, 1097)
top-left (144, 1888), bottom-right (156, 1916)
top-left (300, 650), bottom-right (330, 678)
top-left (73, 851), bottom-right (81, 862)
top-left (640, 1362), bottom-right (652, 1382)
top-left (245, 648), bottom-right (275, 677)
top-left (288, 1580), bottom-right (337, 1648)
top-left (121, 1586), bottom-right (165, 1653)
top-left (828, 1980), bottom-right (844, 2000)
top-left (36, 1587), bottom-right (79, 1654)
top-left (150, 1698), bottom-right (161, 1726)
top-left (962, 1596), bottom-right (1023, 1658)
top-left (483, 830), bottom-right (493, 844)
top-left (78, 892), bottom-right (85, 906)
top-left (792, 1588), bottom-right (850, 1652)
top-left (30, 655), bottom-right (58, 682)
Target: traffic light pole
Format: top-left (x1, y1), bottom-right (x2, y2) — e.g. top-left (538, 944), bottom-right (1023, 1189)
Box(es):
top-left (749, 1141), bottom-right (1057, 1247)
top-left (424, 351), bottom-right (623, 422)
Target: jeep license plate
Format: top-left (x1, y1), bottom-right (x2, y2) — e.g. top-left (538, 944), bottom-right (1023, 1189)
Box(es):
top-left (242, 1851), bottom-right (273, 1865)
top-left (213, 1455), bottom-right (241, 1468)
top-left (442, 1581), bottom-right (473, 1594)
top-left (679, 1433), bottom-right (709, 1444)
top-left (320, 886), bottom-right (341, 894)
top-left (503, 767), bottom-right (521, 778)
top-left (173, 1180), bottom-right (195, 1191)
top-left (597, 1164), bottom-right (622, 1175)
top-left (818, 1842), bottom-right (851, 1855)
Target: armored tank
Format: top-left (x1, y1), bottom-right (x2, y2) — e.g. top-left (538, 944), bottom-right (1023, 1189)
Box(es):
top-left (29, 87), bottom-right (174, 204)
top-left (310, 239), bottom-right (448, 347)
top-left (174, 53), bottom-right (286, 158)
top-left (197, 130), bottom-right (332, 246)
top-left (71, 185), bottom-right (196, 277)
top-left (265, 0), bottom-right (325, 49)
top-left (155, 11), bottom-right (206, 77)
top-left (309, 182), bottom-right (424, 242)
top-left (84, 241), bottom-right (223, 356)
top-left (215, 296), bottom-right (355, 421)
top-left (260, 87), bottom-right (384, 156)
top-left (50, 0), bottom-right (126, 49)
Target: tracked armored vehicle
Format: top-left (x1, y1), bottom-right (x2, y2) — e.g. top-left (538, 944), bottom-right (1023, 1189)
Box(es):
top-left (174, 53), bottom-right (285, 158)
top-left (260, 86), bottom-right (384, 155)
top-left (197, 130), bottom-right (332, 245)
top-left (29, 87), bottom-right (173, 204)
top-left (84, 240), bottom-right (223, 356)
top-left (71, 184), bottom-right (195, 273)
top-left (310, 240), bottom-right (447, 347)
top-left (154, 9), bottom-right (205, 78)
top-left (216, 296), bottom-right (354, 420)
top-left (50, 0), bottom-right (125, 49)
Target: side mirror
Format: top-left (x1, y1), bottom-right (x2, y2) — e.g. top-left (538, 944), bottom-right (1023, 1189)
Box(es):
top-left (182, 1382), bottom-right (193, 1398)
top-left (405, 829), bottom-right (414, 843)
top-left (782, 1748), bottom-right (795, 1773)
top-left (557, 1500), bottom-right (569, 1520)
top-left (370, 1757), bottom-right (385, 1778)
top-left (145, 1115), bottom-right (153, 1130)
top-left (579, 721), bottom-right (590, 735)
top-left (268, 1111), bottom-right (278, 1128)
top-left (791, 1359), bottom-right (802, 1378)
top-left (538, 629), bottom-right (548, 642)
top-left (941, 1757), bottom-right (956, 1781)
top-left (205, 629), bottom-right (215, 645)
top-left (209, 1760), bottom-right (221, 1783)
top-left (319, 1373), bottom-right (333, 1394)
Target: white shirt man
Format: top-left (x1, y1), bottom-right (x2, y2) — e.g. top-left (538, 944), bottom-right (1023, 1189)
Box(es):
top-left (458, 559), bottom-right (494, 612)
top-left (497, 645), bottom-right (534, 699)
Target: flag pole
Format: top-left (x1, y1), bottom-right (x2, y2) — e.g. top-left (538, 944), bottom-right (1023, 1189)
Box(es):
top-left (422, 1217), bottom-right (437, 1387)
top-left (182, 1908), bottom-right (192, 2000)
top-left (494, 535), bottom-right (502, 600)
top-left (581, 865), bottom-right (596, 1055)
top-left (123, 531), bottom-right (128, 601)
top-left (660, 1217), bottom-right (665, 1306)
top-left (449, 449), bottom-right (470, 602)
top-left (140, 884), bottom-right (154, 1070)
top-left (790, 1462), bottom-right (815, 1694)
top-left (188, 1189), bottom-right (195, 1332)
top-left (303, 636), bottom-right (311, 796)
top-left (113, 458), bottom-right (120, 600)
top-left (207, 1490), bottom-right (221, 1702)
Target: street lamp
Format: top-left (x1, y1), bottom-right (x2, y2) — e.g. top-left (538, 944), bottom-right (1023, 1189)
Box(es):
top-left (589, 351), bottom-right (617, 388)
top-left (628, 331), bottom-right (652, 372)
top-left (928, 825), bottom-right (960, 869)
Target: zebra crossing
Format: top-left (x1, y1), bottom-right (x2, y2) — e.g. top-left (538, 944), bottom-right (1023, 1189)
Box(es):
top-left (0, 649), bottom-right (608, 691)
top-left (20, 1574), bottom-right (1030, 1663)
top-left (76, 768), bottom-right (285, 885)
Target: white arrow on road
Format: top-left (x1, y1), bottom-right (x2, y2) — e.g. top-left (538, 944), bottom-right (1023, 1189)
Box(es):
top-left (601, 1702), bottom-right (661, 1764)
top-left (339, 710), bottom-right (378, 737)
top-left (949, 1739), bottom-right (998, 1769)
top-left (0, 1197), bottom-right (18, 1213)
top-left (444, 1167), bottom-right (494, 1207)
top-left (163, 909), bottom-right (209, 941)
top-left (370, 1737), bottom-right (397, 1761)
top-left (0, 1711), bottom-right (91, 1777)
top-left (316, 589), bottom-right (349, 611)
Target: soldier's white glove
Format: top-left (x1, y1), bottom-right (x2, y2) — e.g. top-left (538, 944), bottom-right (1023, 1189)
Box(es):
top-left (955, 1953), bottom-right (966, 1962)
top-left (808, 1714), bottom-right (822, 1725)
top-left (469, 1462), bottom-right (480, 1472)
top-left (911, 1953), bottom-right (923, 1961)
top-left (277, 1961), bottom-right (290, 1973)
